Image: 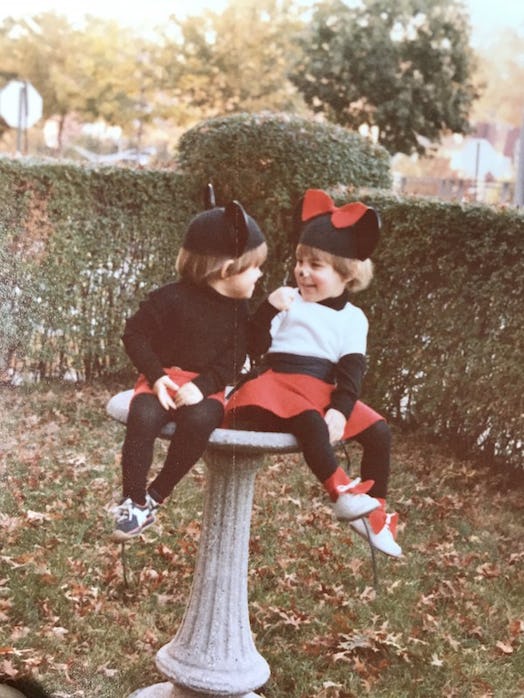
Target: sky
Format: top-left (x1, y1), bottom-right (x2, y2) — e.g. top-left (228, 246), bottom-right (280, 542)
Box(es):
top-left (2, 0), bottom-right (524, 46)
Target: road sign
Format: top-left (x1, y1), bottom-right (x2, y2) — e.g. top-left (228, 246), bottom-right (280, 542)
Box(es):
top-left (0, 80), bottom-right (43, 129)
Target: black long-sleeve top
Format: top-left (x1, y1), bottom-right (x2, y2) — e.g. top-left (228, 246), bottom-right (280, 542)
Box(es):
top-left (122, 279), bottom-right (249, 397)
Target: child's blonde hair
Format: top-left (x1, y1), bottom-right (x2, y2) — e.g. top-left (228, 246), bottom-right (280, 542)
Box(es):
top-left (176, 242), bottom-right (268, 285)
top-left (296, 243), bottom-right (374, 292)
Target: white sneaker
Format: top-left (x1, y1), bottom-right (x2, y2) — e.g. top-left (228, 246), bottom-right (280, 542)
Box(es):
top-left (351, 507), bottom-right (402, 557)
top-left (333, 478), bottom-right (380, 521)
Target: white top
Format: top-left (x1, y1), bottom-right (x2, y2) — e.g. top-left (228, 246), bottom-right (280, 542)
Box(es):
top-left (268, 293), bottom-right (368, 361)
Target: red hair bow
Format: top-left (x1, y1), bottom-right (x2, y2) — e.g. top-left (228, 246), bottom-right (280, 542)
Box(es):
top-left (302, 189), bottom-right (368, 229)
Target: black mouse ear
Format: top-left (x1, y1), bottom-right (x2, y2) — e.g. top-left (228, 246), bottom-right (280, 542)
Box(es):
top-left (352, 207), bottom-right (381, 260)
top-left (224, 200), bottom-right (249, 256)
top-left (289, 195), bottom-right (306, 246)
top-left (203, 183), bottom-right (216, 210)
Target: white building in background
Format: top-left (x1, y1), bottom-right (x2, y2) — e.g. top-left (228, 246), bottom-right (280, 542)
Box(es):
top-left (449, 136), bottom-right (513, 181)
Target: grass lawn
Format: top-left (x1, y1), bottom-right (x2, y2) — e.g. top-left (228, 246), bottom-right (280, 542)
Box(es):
top-left (0, 382), bottom-right (523, 697)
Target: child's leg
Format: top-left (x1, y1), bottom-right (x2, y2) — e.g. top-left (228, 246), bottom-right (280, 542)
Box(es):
top-left (231, 406), bottom-right (336, 475)
top-left (286, 410), bottom-right (338, 481)
top-left (287, 411), bottom-right (378, 516)
top-left (350, 420), bottom-right (401, 557)
top-left (121, 393), bottom-right (173, 505)
top-left (233, 407), bottom-right (378, 519)
top-left (351, 420), bottom-right (391, 499)
top-left (147, 398), bottom-right (224, 503)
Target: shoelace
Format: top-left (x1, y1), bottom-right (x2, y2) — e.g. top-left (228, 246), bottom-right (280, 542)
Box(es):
top-left (113, 500), bottom-right (134, 522)
top-left (146, 493), bottom-right (159, 511)
top-left (337, 477), bottom-right (374, 495)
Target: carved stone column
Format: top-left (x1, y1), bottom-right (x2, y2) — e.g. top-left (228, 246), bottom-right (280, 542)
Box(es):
top-left (153, 449), bottom-right (269, 695)
top-left (107, 393), bottom-right (300, 698)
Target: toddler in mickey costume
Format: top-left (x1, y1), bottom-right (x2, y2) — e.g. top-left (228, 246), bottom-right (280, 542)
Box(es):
top-left (225, 189), bottom-right (402, 557)
top-left (111, 187), bottom-right (267, 541)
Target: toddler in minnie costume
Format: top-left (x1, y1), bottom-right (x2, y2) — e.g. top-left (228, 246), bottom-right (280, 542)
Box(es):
top-left (225, 189), bottom-right (402, 557)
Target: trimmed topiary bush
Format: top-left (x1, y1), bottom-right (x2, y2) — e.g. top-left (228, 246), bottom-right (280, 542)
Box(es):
top-left (177, 111), bottom-right (392, 293)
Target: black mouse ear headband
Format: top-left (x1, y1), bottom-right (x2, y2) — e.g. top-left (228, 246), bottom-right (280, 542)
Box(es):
top-left (295, 189), bottom-right (380, 261)
top-left (203, 182), bottom-right (216, 209)
top-left (184, 184), bottom-right (265, 257)
top-left (202, 183), bottom-right (251, 253)
top-left (223, 199), bottom-right (252, 256)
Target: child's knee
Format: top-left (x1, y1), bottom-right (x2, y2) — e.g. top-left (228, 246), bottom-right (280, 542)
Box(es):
top-left (177, 400), bottom-right (223, 433)
top-left (370, 419), bottom-right (391, 448)
top-left (357, 419), bottom-right (391, 458)
top-left (127, 394), bottom-right (166, 433)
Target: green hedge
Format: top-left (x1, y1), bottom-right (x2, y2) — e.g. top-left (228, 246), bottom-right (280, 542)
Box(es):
top-left (0, 158), bottom-right (194, 381)
top-left (0, 113), bottom-right (522, 471)
top-left (177, 111), bottom-right (392, 294)
top-left (355, 193), bottom-right (523, 470)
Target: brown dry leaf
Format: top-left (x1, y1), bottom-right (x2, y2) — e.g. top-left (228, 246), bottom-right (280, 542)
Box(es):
top-left (0, 658), bottom-right (18, 678)
top-left (509, 619), bottom-right (523, 638)
top-left (475, 562), bottom-right (501, 579)
top-left (352, 655), bottom-right (368, 675)
top-left (26, 510), bottom-right (53, 525)
top-left (359, 586), bottom-right (376, 602)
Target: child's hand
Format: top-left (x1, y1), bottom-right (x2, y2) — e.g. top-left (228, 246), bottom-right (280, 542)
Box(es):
top-left (173, 381), bottom-right (204, 407)
top-left (324, 408), bottom-right (346, 444)
top-left (268, 286), bottom-right (297, 311)
top-left (153, 375), bottom-right (179, 410)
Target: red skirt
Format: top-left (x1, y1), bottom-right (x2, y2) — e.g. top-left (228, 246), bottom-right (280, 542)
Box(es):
top-left (132, 367), bottom-right (226, 406)
top-left (224, 369), bottom-right (383, 439)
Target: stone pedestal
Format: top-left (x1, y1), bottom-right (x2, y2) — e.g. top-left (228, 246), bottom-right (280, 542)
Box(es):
top-left (155, 450), bottom-right (269, 695)
top-left (107, 391), bottom-right (301, 698)
top-left (129, 683), bottom-right (259, 698)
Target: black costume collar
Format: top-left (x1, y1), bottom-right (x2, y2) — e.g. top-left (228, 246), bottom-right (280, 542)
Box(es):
top-left (318, 289), bottom-right (349, 310)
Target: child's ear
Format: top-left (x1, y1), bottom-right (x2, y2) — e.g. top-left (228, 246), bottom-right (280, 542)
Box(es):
top-left (220, 259), bottom-right (235, 278)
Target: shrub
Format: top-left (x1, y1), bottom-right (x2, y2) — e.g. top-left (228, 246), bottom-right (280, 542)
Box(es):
top-left (177, 111), bottom-right (392, 293)
top-left (354, 192), bottom-right (523, 470)
top-left (1, 121), bottom-right (522, 471)
top-left (0, 157), bottom-right (194, 381)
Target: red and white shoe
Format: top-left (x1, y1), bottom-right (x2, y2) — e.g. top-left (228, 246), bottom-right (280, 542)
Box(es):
top-left (333, 477), bottom-right (380, 521)
top-left (350, 500), bottom-right (402, 557)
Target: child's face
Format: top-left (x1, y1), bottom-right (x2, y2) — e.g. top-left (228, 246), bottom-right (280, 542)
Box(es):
top-left (220, 264), bottom-right (263, 299)
top-left (294, 251), bottom-right (347, 302)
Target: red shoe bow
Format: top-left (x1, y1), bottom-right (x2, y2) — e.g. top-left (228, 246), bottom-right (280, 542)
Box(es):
top-left (369, 506), bottom-right (399, 538)
top-left (338, 477), bottom-right (375, 495)
top-left (302, 189), bottom-right (369, 229)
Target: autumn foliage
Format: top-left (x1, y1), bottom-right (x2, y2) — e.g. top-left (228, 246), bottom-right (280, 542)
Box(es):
top-left (0, 384), bottom-right (523, 696)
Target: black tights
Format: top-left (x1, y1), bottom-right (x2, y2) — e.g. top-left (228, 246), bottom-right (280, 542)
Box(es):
top-left (121, 393), bottom-right (224, 504)
top-left (232, 406), bottom-right (391, 499)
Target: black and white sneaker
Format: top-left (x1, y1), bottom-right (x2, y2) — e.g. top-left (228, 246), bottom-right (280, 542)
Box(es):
top-left (111, 495), bottom-right (157, 542)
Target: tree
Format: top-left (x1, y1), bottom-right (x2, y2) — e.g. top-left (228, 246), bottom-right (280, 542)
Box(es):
top-left (1, 13), bottom-right (90, 148)
top-left (0, 13), bottom-right (162, 151)
top-left (471, 28), bottom-right (524, 127)
top-left (158, 0), bottom-right (308, 123)
top-left (290, 0), bottom-right (479, 155)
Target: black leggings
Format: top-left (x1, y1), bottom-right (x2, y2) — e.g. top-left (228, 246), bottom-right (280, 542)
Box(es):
top-left (121, 393), bottom-right (224, 504)
top-left (232, 406), bottom-right (391, 499)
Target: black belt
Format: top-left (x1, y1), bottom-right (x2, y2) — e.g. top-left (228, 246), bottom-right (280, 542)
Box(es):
top-left (265, 352), bottom-right (335, 382)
